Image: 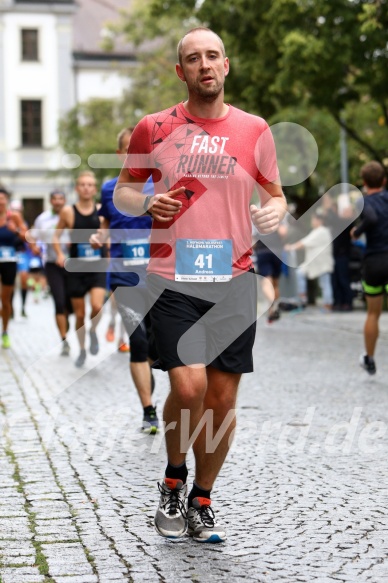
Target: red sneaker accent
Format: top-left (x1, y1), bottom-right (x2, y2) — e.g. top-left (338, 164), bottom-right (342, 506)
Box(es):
top-left (194, 497), bottom-right (211, 507)
top-left (164, 478), bottom-right (183, 489)
top-left (118, 342), bottom-right (130, 353)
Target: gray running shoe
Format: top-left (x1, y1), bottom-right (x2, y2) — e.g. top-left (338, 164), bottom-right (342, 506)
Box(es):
top-left (154, 478), bottom-right (187, 539)
top-left (142, 406), bottom-right (159, 434)
top-left (61, 339), bottom-right (70, 356)
top-left (75, 349), bottom-right (86, 368)
top-left (90, 330), bottom-right (99, 355)
top-left (187, 497), bottom-right (226, 543)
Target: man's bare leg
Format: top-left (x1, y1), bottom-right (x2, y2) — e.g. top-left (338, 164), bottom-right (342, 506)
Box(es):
top-left (192, 366), bottom-right (241, 490)
top-left (181, 366), bottom-right (240, 543)
top-left (130, 361), bottom-right (153, 408)
top-left (364, 294), bottom-right (383, 357)
top-left (154, 365), bottom-right (207, 539)
top-left (56, 313), bottom-right (68, 339)
top-left (71, 297), bottom-right (86, 350)
top-left (163, 365), bottom-right (208, 466)
top-left (89, 287), bottom-right (105, 330)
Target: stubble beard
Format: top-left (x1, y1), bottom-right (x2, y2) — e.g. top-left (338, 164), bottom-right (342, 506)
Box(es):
top-left (191, 77), bottom-right (224, 103)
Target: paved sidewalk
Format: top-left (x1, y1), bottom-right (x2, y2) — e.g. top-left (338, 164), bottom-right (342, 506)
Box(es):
top-left (1, 294), bottom-right (388, 582)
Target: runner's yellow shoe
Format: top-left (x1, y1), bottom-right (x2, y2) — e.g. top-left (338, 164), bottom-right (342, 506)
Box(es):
top-left (2, 332), bottom-right (11, 349)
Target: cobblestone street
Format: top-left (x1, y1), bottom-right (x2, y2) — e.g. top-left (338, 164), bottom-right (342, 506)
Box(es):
top-left (1, 293), bottom-right (388, 582)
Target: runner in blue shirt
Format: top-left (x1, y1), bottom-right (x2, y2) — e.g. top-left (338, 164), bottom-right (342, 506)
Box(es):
top-left (92, 127), bottom-right (159, 433)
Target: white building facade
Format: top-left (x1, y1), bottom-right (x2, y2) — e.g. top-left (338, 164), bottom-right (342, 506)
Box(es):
top-left (0, 0), bottom-right (134, 224)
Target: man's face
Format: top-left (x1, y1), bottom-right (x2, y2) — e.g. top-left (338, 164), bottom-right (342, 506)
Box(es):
top-left (76, 176), bottom-right (97, 200)
top-left (311, 216), bottom-right (321, 229)
top-left (0, 193), bottom-right (8, 210)
top-left (116, 131), bottom-right (132, 164)
top-left (176, 30), bottom-right (229, 102)
top-left (50, 194), bottom-right (65, 214)
top-left (119, 132), bottom-right (132, 155)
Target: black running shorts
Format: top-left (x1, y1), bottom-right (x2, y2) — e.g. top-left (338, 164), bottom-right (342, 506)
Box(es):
top-left (256, 250), bottom-right (282, 279)
top-left (362, 252), bottom-right (388, 296)
top-left (147, 270), bottom-right (257, 373)
top-left (66, 272), bottom-right (106, 298)
top-left (45, 262), bottom-right (72, 315)
top-left (111, 284), bottom-right (158, 363)
top-left (0, 262), bottom-right (17, 286)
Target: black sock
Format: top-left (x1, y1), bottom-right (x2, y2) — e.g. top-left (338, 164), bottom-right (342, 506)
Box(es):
top-left (188, 481), bottom-right (211, 508)
top-left (165, 461), bottom-right (188, 484)
top-left (143, 405), bottom-right (155, 415)
top-left (21, 289), bottom-right (27, 308)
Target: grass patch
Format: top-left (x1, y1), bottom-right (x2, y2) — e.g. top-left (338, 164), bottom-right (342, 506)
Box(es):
top-left (3, 446), bottom-right (50, 577)
top-left (33, 547), bottom-right (49, 575)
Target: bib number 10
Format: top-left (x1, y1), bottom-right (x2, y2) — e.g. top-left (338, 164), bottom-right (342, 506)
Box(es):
top-left (194, 253), bottom-right (213, 269)
top-left (132, 246), bottom-right (145, 258)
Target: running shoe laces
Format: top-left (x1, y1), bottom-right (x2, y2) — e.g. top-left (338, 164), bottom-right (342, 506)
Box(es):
top-left (154, 478), bottom-right (188, 538)
top-left (187, 497), bottom-right (226, 542)
top-left (191, 497), bottom-right (214, 527)
top-left (158, 479), bottom-right (187, 518)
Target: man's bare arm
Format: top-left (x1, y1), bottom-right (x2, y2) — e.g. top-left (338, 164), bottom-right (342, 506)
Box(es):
top-left (90, 217), bottom-right (110, 249)
top-left (53, 206), bottom-right (72, 267)
top-left (114, 168), bottom-right (184, 222)
top-left (113, 167), bottom-right (151, 216)
top-left (250, 182), bottom-right (287, 234)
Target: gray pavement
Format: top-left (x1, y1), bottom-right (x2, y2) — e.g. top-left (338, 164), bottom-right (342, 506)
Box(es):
top-left (1, 291), bottom-right (388, 582)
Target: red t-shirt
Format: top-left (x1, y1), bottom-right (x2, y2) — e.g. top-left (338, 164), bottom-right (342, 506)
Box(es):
top-left (128, 102), bottom-right (279, 280)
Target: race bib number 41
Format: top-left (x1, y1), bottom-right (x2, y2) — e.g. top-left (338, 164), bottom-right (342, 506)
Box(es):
top-left (175, 239), bottom-right (232, 282)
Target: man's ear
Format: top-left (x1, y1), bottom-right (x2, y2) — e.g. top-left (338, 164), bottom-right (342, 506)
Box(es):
top-left (176, 63), bottom-right (186, 83)
top-left (224, 57), bottom-right (230, 77)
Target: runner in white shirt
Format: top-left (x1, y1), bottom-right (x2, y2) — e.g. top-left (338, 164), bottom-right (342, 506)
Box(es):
top-left (30, 190), bottom-right (72, 355)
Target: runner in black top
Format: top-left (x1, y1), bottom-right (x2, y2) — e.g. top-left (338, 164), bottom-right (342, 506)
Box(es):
top-left (351, 160), bottom-right (388, 375)
top-left (0, 187), bottom-right (27, 348)
top-left (53, 171), bottom-right (106, 367)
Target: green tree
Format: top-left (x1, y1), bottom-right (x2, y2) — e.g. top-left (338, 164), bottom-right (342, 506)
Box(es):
top-left (58, 98), bottom-right (136, 187)
top-left (107, 0), bottom-right (388, 193)
top-left (58, 1), bottom-right (192, 189)
top-left (61, 0), bottom-right (388, 199)
top-left (101, 0), bottom-right (192, 117)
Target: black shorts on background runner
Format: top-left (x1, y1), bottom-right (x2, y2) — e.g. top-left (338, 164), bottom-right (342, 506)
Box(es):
top-left (0, 262), bottom-right (17, 286)
top-left (111, 284), bottom-right (158, 363)
top-left (66, 272), bottom-right (106, 298)
top-left (362, 252), bottom-right (388, 296)
top-left (256, 250), bottom-right (282, 279)
top-left (147, 270), bottom-right (257, 373)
